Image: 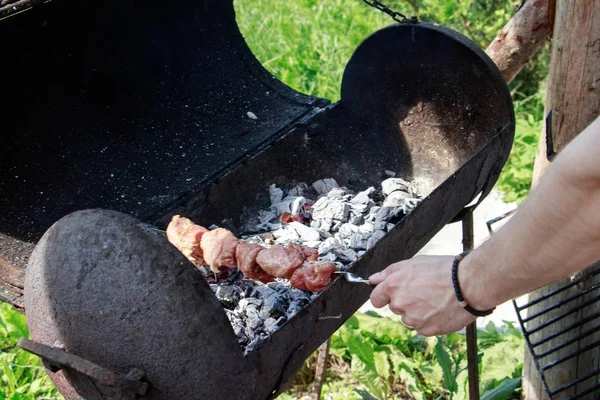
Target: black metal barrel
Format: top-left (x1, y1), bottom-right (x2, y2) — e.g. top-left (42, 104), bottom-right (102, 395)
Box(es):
top-left (0, 1), bottom-right (514, 399)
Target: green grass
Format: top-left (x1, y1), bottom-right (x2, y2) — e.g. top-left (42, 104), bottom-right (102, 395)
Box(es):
top-left (0, 303), bottom-right (63, 400)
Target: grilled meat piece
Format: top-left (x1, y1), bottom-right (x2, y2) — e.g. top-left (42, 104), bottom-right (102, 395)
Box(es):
top-left (200, 228), bottom-right (239, 273)
top-left (302, 261), bottom-right (337, 292)
top-left (236, 242), bottom-right (274, 283)
top-left (166, 215), bottom-right (209, 266)
top-left (256, 245), bottom-right (305, 279)
top-left (289, 243), bottom-right (318, 262)
top-left (289, 264), bottom-right (309, 291)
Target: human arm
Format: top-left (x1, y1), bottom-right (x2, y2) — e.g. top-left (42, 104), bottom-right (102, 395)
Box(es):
top-left (369, 116), bottom-right (600, 336)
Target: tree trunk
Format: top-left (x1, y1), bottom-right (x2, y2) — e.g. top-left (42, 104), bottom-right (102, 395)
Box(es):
top-left (524, 1), bottom-right (600, 399)
top-left (485, 0), bottom-right (555, 84)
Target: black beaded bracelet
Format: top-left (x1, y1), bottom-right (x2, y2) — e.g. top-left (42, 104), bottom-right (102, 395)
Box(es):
top-left (452, 251), bottom-right (495, 317)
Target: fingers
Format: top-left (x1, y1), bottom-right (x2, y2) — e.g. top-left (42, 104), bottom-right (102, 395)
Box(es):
top-left (369, 260), bottom-right (407, 284)
top-left (369, 280), bottom-right (392, 308)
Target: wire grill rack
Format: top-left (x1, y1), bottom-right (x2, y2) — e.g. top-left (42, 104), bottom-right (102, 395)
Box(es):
top-left (513, 266), bottom-right (600, 399)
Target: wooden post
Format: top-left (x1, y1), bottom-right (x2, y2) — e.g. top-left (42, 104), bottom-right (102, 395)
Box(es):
top-left (524, 1), bottom-right (600, 399)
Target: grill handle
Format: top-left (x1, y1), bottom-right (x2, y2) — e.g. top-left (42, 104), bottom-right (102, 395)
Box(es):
top-left (18, 338), bottom-right (148, 396)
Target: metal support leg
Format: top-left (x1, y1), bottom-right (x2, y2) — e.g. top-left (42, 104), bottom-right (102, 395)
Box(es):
top-left (462, 211), bottom-right (480, 400)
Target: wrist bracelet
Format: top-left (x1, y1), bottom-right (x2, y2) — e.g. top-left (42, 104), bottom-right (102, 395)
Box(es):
top-left (452, 251), bottom-right (495, 317)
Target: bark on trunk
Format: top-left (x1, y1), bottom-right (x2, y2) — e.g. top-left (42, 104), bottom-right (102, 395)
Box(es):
top-left (485, 0), bottom-right (555, 84)
top-left (524, 1), bottom-right (600, 399)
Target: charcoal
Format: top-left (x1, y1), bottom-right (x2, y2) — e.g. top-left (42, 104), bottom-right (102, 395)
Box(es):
top-left (289, 221), bottom-right (320, 242)
top-left (366, 230), bottom-right (387, 250)
top-left (350, 187), bottom-right (375, 204)
top-left (357, 250), bottom-right (366, 257)
top-left (290, 196), bottom-right (307, 215)
top-left (318, 237), bottom-right (343, 255)
top-left (348, 214), bottom-right (364, 225)
top-left (318, 219), bottom-right (333, 232)
top-left (349, 232), bottom-right (371, 250)
top-left (319, 253), bottom-right (338, 262)
top-left (266, 281), bottom-right (287, 292)
top-left (312, 178), bottom-right (339, 195)
top-left (303, 240), bottom-right (322, 248)
top-left (381, 177), bottom-right (411, 196)
top-left (350, 203), bottom-right (370, 214)
top-left (358, 222), bottom-right (375, 234)
top-left (386, 223), bottom-right (396, 232)
top-left (338, 223), bottom-right (359, 238)
top-left (245, 334), bottom-right (269, 355)
top-left (402, 198), bottom-right (422, 214)
top-left (272, 198), bottom-right (295, 215)
top-left (288, 182), bottom-right (309, 197)
top-left (383, 190), bottom-right (411, 208)
top-left (331, 220), bottom-right (343, 232)
top-left (310, 220), bottom-right (321, 229)
top-left (209, 284), bottom-right (218, 293)
top-left (311, 197), bottom-right (350, 222)
top-left (251, 284), bottom-right (277, 299)
top-left (264, 316), bottom-right (287, 333)
top-left (216, 284), bottom-right (243, 309)
top-left (384, 170), bottom-right (397, 177)
top-left (260, 294), bottom-right (287, 320)
top-left (334, 248), bottom-right (358, 263)
top-left (369, 206), bottom-right (381, 215)
top-left (272, 226), bottom-right (300, 243)
top-left (269, 184), bottom-right (284, 205)
top-left (288, 288), bottom-right (311, 303)
top-left (374, 206), bottom-right (399, 230)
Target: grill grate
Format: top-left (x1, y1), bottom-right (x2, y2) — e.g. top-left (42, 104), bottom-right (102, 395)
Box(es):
top-left (487, 210), bottom-right (600, 399)
top-left (513, 268), bottom-right (600, 399)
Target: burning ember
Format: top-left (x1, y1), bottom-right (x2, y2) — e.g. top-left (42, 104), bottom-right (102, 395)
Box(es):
top-left (167, 177), bottom-right (421, 353)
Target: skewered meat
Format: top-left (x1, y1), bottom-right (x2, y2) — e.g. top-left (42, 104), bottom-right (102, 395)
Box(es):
top-left (236, 242), bottom-right (274, 283)
top-left (255, 245), bottom-right (305, 279)
top-left (200, 228), bottom-right (239, 273)
top-left (166, 215), bottom-right (339, 292)
top-left (166, 215), bottom-right (208, 266)
top-left (289, 243), bottom-right (318, 262)
top-left (302, 261), bottom-right (337, 292)
top-left (289, 264), bottom-right (309, 291)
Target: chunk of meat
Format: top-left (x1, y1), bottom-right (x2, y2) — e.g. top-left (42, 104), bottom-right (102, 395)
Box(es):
top-left (289, 243), bottom-right (318, 262)
top-left (303, 261), bottom-right (337, 292)
top-left (256, 245), bottom-right (304, 279)
top-left (289, 264), bottom-right (309, 291)
top-left (166, 215), bottom-right (208, 266)
top-left (200, 228), bottom-right (239, 273)
top-left (236, 242), bottom-right (274, 283)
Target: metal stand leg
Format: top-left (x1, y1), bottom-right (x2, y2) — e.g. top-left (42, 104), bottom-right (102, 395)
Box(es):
top-left (462, 211), bottom-right (480, 400)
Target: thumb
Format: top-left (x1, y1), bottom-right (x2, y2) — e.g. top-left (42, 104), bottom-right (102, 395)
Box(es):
top-left (369, 261), bottom-right (406, 284)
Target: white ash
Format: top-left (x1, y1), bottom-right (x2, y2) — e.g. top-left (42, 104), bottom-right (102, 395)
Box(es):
top-left (210, 176), bottom-right (422, 351)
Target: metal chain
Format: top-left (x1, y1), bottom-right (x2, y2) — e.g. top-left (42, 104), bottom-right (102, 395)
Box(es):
top-left (362, 0), bottom-right (416, 23)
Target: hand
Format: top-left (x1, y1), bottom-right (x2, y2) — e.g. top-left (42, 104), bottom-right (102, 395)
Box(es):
top-left (369, 256), bottom-right (476, 336)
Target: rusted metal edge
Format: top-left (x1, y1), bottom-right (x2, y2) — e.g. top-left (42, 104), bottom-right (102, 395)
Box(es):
top-left (18, 338), bottom-right (148, 395)
top-left (0, 258), bottom-right (25, 310)
top-left (0, 258), bottom-right (25, 288)
top-left (0, 0), bottom-right (51, 21)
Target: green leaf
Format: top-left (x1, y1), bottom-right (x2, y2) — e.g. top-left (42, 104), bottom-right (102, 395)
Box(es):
top-left (351, 354), bottom-right (388, 400)
top-left (435, 337), bottom-right (457, 394)
top-left (481, 377), bottom-right (521, 400)
top-left (0, 359), bottom-right (17, 393)
top-left (340, 327), bottom-right (375, 367)
top-left (354, 388), bottom-right (380, 400)
top-left (373, 350), bottom-right (390, 382)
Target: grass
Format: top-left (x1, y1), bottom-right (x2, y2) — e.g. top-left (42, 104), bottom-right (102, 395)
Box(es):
top-left (0, 303), bottom-right (63, 400)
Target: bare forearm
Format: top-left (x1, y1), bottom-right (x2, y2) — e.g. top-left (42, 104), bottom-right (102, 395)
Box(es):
top-left (462, 117), bottom-right (600, 309)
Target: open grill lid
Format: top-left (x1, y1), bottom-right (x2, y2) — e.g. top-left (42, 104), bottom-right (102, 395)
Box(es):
top-left (1, 1), bottom-right (514, 399)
